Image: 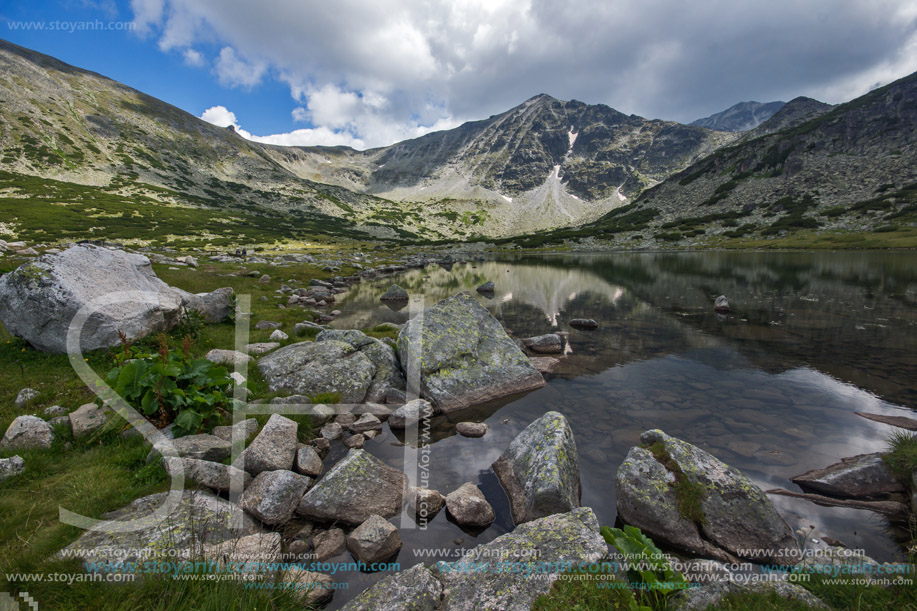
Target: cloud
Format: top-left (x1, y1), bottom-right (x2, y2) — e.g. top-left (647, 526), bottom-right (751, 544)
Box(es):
top-left (182, 48), bottom-right (205, 67)
top-left (213, 46), bottom-right (267, 88)
top-left (139, 0), bottom-right (917, 147)
top-left (200, 105), bottom-right (238, 128)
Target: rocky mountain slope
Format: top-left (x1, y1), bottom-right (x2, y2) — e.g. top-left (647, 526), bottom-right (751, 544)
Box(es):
top-left (690, 101), bottom-right (786, 132)
top-left (529, 71), bottom-right (917, 249)
top-left (0, 39), bottom-right (735, 241)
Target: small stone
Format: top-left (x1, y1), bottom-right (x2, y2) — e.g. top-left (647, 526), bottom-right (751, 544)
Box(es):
top-left (335, 413), bottom-right (357, 427)
top-left (312, 528), bottom-right (346, 560)
top-left (0, 455), bottom-right (25, 481)
top-left (254, 320), bottom-right (282, 330)
top-left (569, 319), bottom-right (598, 330)
top-left (212, 418), bottom-right (260, 442)
top-left (241, 470), bottom-right (312, 525)
top-left (445, 482), bottom-right (495, 528)
top-left (406, 486), bottom-right (445, 519)
top-left (344, 434), bottom-right (365, 449)
top-left (205, 349), bottom-right (252, 367)
top-left (258, 275), bottom-right (271, 284)
top-left (0, 416), bottom-right (55, 451)
top-left (331, 310), bottom-right (341, 316)
top-left (269, 329), bottom-right (289, 341)
top-left (389, 399), bottom-right (434, 429)
top-left (42, 405), bottom-right (68, 418)
top-left (476, 281), bottom-right (495, 294)
top-left (321, 422), bottom-right (343, 440)
top-left (346, 515), bottom-right (402, 563)
top-left (284, 569), bottom-right (334, 605)
top-left (455, 422), bottom-right (488, 438)
top-left (244, 342), bottom-right (281, 355)
top-left (380, 285), bottom-right (408, 301)
top-left (151, 434), bottom-right (232, 463)
top-left (310, 437), bottom-right (331, 457)
top-left (295, 445), bottom-right (323, 477)
top-left (714, 295), bottom-right (730, 313)
top-left (350, 413), bottom-right (382, 433)
top-left (14, 388), bottom-right (40, 408)
top-left (229, 372), bottom-right (247, 386)
top-left (68, 403), bottom-right (109, 438)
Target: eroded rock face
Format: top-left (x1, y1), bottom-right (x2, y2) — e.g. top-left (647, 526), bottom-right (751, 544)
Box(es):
top-left (58, 490), bottom-right (264, 565)
top-left (434, 507), bottom-right (607, 610)
top-left (297, 449), bottom-right (406, 525)
top-left (615, 429), bottom-right (798, 565)
top-left (791, 453), bottom-right (905, 499)
top-left (257, 340), bottom-right (376, 402)
top-left (492, 411), bottom-right (581, 524)
top-left (396, 293), bottom-right (545, 412)
top-left (0, 245), bottom-right (183, 352)
top-left (341, 564), bottom-right (443, 611)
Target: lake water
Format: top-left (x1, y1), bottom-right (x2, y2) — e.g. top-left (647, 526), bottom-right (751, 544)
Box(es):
top-left (325, 251), bottom-right (917, 606)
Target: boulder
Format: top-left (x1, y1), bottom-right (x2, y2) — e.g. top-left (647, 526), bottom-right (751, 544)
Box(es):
top-left (380, 285), bottom-right (409, 301)
top-left (492, 411), bottom-right (580, 524)
top-left (283, 569), bottom-right (335, 605)
top-left (205, 349), bottom-right (252, 367)
top-left (176, 287), bottom-right (235, 323)
top-left (0, 245), bottom-right (183, 352)
top-left (297, 449), bottom-right (406, 524)
top-left (346, 515), bottom-right (403, 563)
top-left (389, 399), bottom-right (435, 429)
top-left (316, 329), bottom-right (406, 402)
top-left (406, 486), bottom-right (445, 520)
top-left (0, 415), bottom-right (55, 451)
top-left (615, 429), bottom-right (798, 565)
top-left (151, 434), bottom-right (231, 463)
top-left (434, 508), bottom-right (606, 610)
top-left (522, 334), bottom-right (564, 354)
top-left (342, 563), bottom-right (442, 611)
top-left (568, 319), bottom-right (597, 330)
top-left (396, 293), bottom-right (544, 412)
top-left (162, 457), bottom-right (251, 492)
top-left (445, 482), bottom-right (495, 528)
top-left (211, 418), bottom-right (260, 442)
top-left (295, 445), bottom-right (323, 477)
top-left (234, 414), bottom-right (298, 475)
top-left (312, 528), bottom-right (347, 560)
top-left (0, 455), bottom-right (25, 481)
top-left (241, 470), bottom-right (312, 525)
top-left (58, 490), bottom-right (263, 565)
top-left (68, 403), bottom-right (109, 438)
top-left (790, 453), bottom-right (905, 499)
top-left (455, 422), bottom-right (488, 438)
top-left (244, 342), bottom-right (280, 355)
top-left (14, 387), bottom-right (39, 408)
top-left (257, 340), bottom-right (376, 402)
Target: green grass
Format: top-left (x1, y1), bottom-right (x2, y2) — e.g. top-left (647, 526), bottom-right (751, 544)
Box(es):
top-left (531, 571), bottom-right (638, 610)
top-left (883, 431), bottom-right (917, 482)
top-left (0, 257), bottom-right (372, 604)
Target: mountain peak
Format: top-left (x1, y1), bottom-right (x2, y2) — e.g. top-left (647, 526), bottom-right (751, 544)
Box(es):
top-left (690, 100), bottom-right (786, 132)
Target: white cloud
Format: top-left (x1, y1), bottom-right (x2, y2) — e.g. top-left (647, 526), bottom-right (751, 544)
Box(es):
top-left (214, 46), bottom-right (267, 89)
top-left (140, 0), bottom-right (917, 145)
top-left (182, 48), bottom-right (205, 67)
top-left (200, 105), bottom-right (239, 128)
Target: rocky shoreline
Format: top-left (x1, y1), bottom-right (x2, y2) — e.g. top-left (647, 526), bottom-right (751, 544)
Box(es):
top-left (0, 244), bottom-right (915, 609)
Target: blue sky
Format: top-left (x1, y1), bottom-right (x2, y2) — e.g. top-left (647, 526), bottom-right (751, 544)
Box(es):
top-left (2, 0), bottom-right (916, 150)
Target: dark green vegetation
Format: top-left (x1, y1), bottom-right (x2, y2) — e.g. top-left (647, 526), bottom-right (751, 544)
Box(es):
top-left (645, 442), bottom-right (706, 525)
top-left (883, 432), bottom-right (917, 481)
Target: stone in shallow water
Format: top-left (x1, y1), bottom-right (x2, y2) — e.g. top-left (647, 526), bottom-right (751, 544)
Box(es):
top-left (568, 319), bottom-right (597, 330)
top-left (455, 422), bottom-right (488, 438)
top-left (445, 482), bottom-right (495, 528)
top-left (522, 333), bottom-right (564, 354)
top-left (790, 453), bottom-right (904, 499)
top-left (380, 284), bottom-right (409, 301)
top-left (492, 411), bottom-right (580, 525)
top-left (346, 514), bottom-right (403, 563)
top-left (396, 293), bottom-right (544, 412)
top-left (312, 528), bottom-right (347, 561)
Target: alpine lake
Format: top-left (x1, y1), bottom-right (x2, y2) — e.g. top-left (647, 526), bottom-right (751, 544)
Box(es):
top-left (320, 250), bottom-right (915, 606)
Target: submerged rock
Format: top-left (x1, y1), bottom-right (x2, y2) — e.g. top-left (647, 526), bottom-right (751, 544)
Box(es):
top-left (396, 293), bottom-right (544, 412)
top-left (492, 411), bottom-right (581, 524)
top-left (791, 453), bottom-right (904, 499)
top-left (0, 245), bottom-right (183, 352)
top-left (297, 449), bottom-right (406, 525)
top-left (616, 429), bottom-right (798, 565)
